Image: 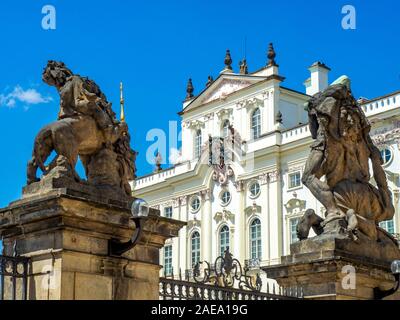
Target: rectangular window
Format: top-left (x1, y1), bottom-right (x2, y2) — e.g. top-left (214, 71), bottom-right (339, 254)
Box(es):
top-left (289, 172), bottom-right (301, 189)
top-left (164, 206), bottom-right (173, 218)
top-left (290, 218), bottom-right (300, 244)
top-left (164, 245), bottom-right (173, 276)
top-left (379, 219), bottom-right (395, 234)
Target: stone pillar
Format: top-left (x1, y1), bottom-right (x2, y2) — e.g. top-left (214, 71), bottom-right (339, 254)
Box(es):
top-left (201, 189), bottom-right (212, 263)
top-left (0, 188), bottom-right (185, 300)
top-left (267, 170), bottom-right (283, 265)
top-left (262, 236), bottom-right (400, 300)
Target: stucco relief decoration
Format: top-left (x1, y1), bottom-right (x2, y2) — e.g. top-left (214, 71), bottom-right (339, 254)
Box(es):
top-left (236, 97), bottom-right (263, 110)
top-left (202, 79), bottom-right (252, 104)
top-left (372, 121), bottom-right (400, 150)
top-left (245, 202), bottom-right (261, 219)
top-left (173, 198), bottom-right (180, 208)
top-left (187, 219), bottom-right (201, 230)
top-left (284, 198), bottom-right (306, 216)
top-left (259, 170), bottom-right (281, 185)
top-left (212, 165), bottom-right (234, 186)
top-left (214, 209), bottom-right (235, 224)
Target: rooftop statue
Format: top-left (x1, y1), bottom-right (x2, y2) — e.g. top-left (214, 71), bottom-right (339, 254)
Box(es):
top-left (26, 61), bottom-right (137, 197)
top-left (298, 76), bottom-right (398, 249)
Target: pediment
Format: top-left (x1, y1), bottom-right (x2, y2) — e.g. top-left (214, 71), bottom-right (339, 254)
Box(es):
top-left (201, 78), bottom-right (253, 104)
top-left (182, 75), bottom-right (264, 113)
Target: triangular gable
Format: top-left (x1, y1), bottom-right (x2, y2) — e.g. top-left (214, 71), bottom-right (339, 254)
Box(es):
top-left (182, 75), bottom-right (264, 113)
top-left (201, 78), bottom-right (254, 104)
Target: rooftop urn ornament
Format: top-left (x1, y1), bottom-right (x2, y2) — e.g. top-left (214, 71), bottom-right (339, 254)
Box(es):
top-left (239, 59), bottom-right (248, 74)
top-left (224, 49), bottom-right (233, 71)
top-left (267, 43), bottom-right (277, 67)
top-left (185, 78), bottom-right (194, 100)
top-left (275, 110), bottom-right (283, 124)
top-left (206, 75), bottom-right (214, 87)
top-left (154, 152), bottom-right (162, 172)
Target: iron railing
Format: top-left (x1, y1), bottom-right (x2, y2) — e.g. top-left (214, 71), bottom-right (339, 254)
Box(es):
top-left (0, 255), bottom-right (30, 300)
top-left (160, 248), bottom-right (303, 300)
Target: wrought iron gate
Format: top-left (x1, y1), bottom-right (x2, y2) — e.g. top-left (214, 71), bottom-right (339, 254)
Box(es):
top-left (0, 255), bottom-right (30, 300)
top-left (159, 249), bottom-right (303, 300)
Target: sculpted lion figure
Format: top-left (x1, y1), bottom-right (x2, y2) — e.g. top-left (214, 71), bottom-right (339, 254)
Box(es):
top-left (27, 61), bottom-right (136, 196)
top-left (297, 76), bottom-right (396, 245)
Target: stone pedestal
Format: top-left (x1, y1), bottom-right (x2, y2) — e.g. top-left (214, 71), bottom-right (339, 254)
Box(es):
top-left (262, 236), bottom-right (400, 300)
top-left (0, 184), bottom-right (185, 300)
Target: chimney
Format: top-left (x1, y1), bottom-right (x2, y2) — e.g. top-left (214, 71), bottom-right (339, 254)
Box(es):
top-left (304, 62), bottom-right (331, 95)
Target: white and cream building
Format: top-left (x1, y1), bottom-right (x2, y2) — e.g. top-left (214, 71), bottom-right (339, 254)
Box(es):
top-left (133, 47), bottom-right (400, 279)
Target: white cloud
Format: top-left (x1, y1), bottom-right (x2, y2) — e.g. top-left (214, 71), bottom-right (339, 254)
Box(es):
top-left (169, 148), bottom-right (183, 165)
top-left (0, 85), bottom-right (52, 108)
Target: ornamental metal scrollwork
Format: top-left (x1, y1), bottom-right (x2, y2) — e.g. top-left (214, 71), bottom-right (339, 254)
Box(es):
top-left (192, 248), bottom-right (262, 292)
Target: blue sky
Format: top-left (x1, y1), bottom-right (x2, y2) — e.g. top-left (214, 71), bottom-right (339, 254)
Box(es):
top-left (0, 0), bottom-right (399, 208)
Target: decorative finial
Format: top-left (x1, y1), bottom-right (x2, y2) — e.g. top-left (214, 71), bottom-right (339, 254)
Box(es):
top-left (239, 59), bottom-right (248, 74)
top-left (276, 110), bottom-right (283, 124)
top-left (267, 43), bottom-right (277, 67)
top-left (224, 49), bottom-right (233, 71)
top-left (206, 75), bottom-right (214, 87)
top-left (120, 81), bottom-right (125, 123)
top-left (154, 152), bottom-right (163, 172)
top-left (185, 78), bottom-right (194, 100)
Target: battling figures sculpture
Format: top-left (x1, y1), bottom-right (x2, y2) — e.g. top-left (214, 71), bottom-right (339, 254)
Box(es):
top-left (26, 61), bottom-right (137, 197)
top-left (297, 76), bottom-right (398, 251)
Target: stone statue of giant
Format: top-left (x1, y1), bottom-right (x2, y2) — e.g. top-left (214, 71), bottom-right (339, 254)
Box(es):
top-left (26, 61), bottom-right (137, 197)
top-left (297, 76), bottom-right (399, 256)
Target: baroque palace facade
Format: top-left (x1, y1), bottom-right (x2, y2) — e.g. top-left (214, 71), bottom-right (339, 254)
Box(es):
top-left (133, 45), bottom-right (400, 279)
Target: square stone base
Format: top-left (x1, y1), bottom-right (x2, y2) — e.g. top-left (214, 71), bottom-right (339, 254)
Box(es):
top-left (0, 188), bottom-right (185, 300)
top-left (262, 237), bottom-right (400, 300)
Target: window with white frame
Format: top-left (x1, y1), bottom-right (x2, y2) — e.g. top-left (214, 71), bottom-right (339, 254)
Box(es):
top-left (379, 219), bottom-right (395, 234)
top-left (164, 206), bottom-right (173, 218)
top-left (250, 219), bottom-right (262, 260)
top-left (190, 197), bottom-right (201, 213)
top-left (288, 172), bottom-right (301, 189)
top-left (251, 108), bottom-right (261, 139)
top-left (219, 225), bottom-right (230, 256)
top-left (191, 231), bottom-right (201, 267)
top-left (164, 245), bottom-right (173, 276)
top-left (221, 190), bottom-right (231, 206)
top-left (249, 181), bottom-right (261, 198)
top-left (380, 148), bottom-right (393, 165)
top-left (222, 119), bottom-right (230, 138)
top-left (194, 130), bottom-right (202, 159)
top-left (290, 218), bottom-right (300, 244)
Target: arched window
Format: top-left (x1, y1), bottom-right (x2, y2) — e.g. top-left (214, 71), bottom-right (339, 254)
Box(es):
top-left (380, 148), bottom-right (392, 165)
top-left (219, 225), bottom-right (230, 256)
top-left (250, 219), bottom-right (262, 260)
top-left (191, 232), bottom-right (201, 267)
top-left (222, 119), bottom-right (230, 138)
top-left (251, 108), bottom-right (261, 139)
top-left (194, 130), bottom-right (202, 159)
